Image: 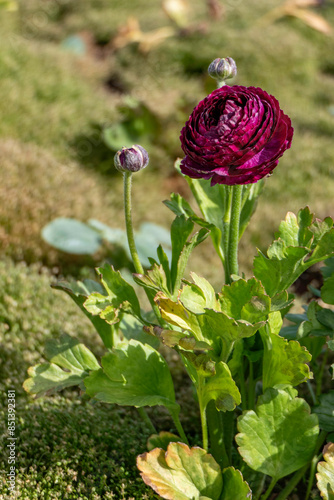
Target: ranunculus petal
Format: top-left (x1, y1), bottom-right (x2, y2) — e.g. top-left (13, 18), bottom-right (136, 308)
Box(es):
top-left (180, 85), bottom-right (293, 185)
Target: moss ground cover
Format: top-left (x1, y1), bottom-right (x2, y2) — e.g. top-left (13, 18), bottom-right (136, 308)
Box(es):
top-left (1, 0), bottom-right (334, 497)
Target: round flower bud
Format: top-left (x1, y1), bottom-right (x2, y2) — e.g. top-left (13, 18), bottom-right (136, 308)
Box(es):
top-left (180, 85), bottom-right (293, 185)
top-left (114, 145), bottom-right (149, 173)
top-left (208, 57), bottom-right (237, 83)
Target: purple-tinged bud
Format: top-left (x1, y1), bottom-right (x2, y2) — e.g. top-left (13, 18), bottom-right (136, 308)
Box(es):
top-left (208, 57), bottom-right (237, 83)
top-left (114, 145), bottom-right (149, 173)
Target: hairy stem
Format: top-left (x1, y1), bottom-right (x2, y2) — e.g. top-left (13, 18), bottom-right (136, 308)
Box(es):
top-left (123, 171), bottom-right (163, 324)
top-left (124, 172), bottom-right (144, 275)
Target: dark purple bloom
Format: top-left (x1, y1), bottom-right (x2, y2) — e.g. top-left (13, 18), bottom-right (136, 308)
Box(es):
top-left (180, 85), bottom-right (293, 185)
top-left (114, 145), bottom-right (149, 173)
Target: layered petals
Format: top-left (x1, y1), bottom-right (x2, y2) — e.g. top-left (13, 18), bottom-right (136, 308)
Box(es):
top-left (180, 85), bottom-right (293, 185)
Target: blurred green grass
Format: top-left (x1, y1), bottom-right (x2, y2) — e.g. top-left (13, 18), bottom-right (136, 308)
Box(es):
top-left (1, 0), bottom-right (334, 497)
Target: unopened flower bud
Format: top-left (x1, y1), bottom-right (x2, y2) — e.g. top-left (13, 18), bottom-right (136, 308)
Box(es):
top-left (114, 145), bottom-right (149, 173)
top-left (208, 57), bottom-right (237, 83)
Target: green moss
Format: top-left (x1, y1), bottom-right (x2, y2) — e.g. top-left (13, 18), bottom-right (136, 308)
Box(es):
top-left (0, 398), bottom-right (156, 499)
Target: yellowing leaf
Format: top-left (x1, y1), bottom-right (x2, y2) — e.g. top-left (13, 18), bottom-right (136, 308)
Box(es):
top-left (317, 443), bottom-right (334, 499)
top-left (137, 442), bottom-right (223, 500)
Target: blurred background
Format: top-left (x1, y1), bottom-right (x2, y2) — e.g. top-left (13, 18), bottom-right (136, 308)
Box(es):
top-left (0, 0), bottom-right (334, 497)
top-left (1, 0), bottom-right (334, 282)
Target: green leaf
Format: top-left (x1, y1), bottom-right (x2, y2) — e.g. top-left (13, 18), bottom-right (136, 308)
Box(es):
top-left (236, 388), bottom-right (319, 480)
top-left (219, 278), bottom-right (271, 323)
top-left (179, 273), bottom-right (219, 314)
top-left (42, 217), bottom-right (102, 255)
top-left (85, 264), bottom-right (145, 324)
top-left (278, 208), bottom-right (313, 248)
top-left (84, 340), bottom-right (178, 411)
top-left (137, 442), bottom-right (223, 500)
top-left (163, 193), bottom-right (197, 219)
top-left (313, 392), bottom-right (334, 432)
top-left (201, 309), bottom-right (262, 349)
top-left (170, 216), bottom-right (209, 296)
top-left (118, 314), bottom-right (160, 349)
top-left (201, 362), bottom-right (241, 412)
top-left (44, 334), bottom-right (100, 373)
top-left (147, 432), bottom-right (181, 451)
top-left (23, 334), bottom-right (100, 397)
top-left (254, 209), bottom-right (334, 297)
top-left (317, 443), bottom-right (334, 500)
top-left (221, 467), bottom-right (252, 500)
top-left (133, 264), bottom-right (170, 296)
top-left (260, 312), bottom-right (312, 390)
top-left (254, 245), bottom-right (309, 297)
top-left (23, 363), bottom-right (85, 397)
top-left (52, 279), bottom-right (114, 349)
top-left (322, 275), bottom-right (334, 306)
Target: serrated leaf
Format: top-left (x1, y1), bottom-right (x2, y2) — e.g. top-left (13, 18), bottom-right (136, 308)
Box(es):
top-left (278, 208), bottom-right (313, 248)
top-left (147, 432), bottom-right (181, 451)
top-left (201, 362), bottom-right (241, 412)
top-left (219, 278), bottom-right (271, 323)
top-left (137, 442), bottom-right (223, 500)
top-left (236, 388), bottom-right (319, 480)
top-left (317, 443), bottom-right (334, 500)
top-left (42, 217), bottom-right (102, 255)
top-left (221, 467), bottom-right (252, 499)
top-left (313, 392), bottom-right (334, 432)
top-left (254, 246), bottom-right (309, 297)
top-left (24, 334), bottom-right (99, 397)
top-left (84, 340), bottom-right (178, 411)
top-left (254, 209), bottom-right (334, 297)
top-left (52, 279), bottom-right (114, 348)
top-left (260, 312), bottom-right (312, 390)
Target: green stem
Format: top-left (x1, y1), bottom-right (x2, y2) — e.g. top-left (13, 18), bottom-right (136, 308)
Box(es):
top-left (227, 184), bottom-right (243, 281)
top-left (137, 407), bottom-right (157, 434)
top-left (248, 361), bottom-right (256, 410)
top-left (207, 401), bottom-right (229, 468)
top-left (222, 186), bottom-right (232, 281)
top-left (198, 376), bottom-right (209, 451)
top-left (239, 356), bottom-right (247, 410)
top-left (170, 410), bottom-right (189, 445)
top-left (123, 171), bottom-right (163, 325)
top-left (316, 350), bottom-right (328, 397)
top-left (304, 453), bottom-right (321, 500)
top-left (253, 475), bottom-right (266, 500)
top-left (261, 477), bottom-right (277, 500)
top-left (307, 380), bottom-right (317, 406)
top-left (124, 171), bottom-right (144, 275)
top-left (222, 410), bottom-right (234, 465)
top-left (275, 430), bottom-right (327, 500)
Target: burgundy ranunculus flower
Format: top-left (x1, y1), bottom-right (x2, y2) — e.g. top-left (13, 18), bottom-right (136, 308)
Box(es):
top-left (180, 85), bottom-right (293, 185)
